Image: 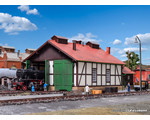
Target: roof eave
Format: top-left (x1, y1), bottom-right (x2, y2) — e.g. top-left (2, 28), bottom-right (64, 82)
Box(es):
top-left (23, 41), bottom-right (49, 62)
top-left (77, 60), bottom-right (125, 65)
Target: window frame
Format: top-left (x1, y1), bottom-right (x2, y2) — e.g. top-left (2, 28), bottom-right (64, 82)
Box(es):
top-left (92, 68), bottom-right (97, 83)
top-left (106, 69), bottom-right (110, 83)
top-left (148, 74), bottom-right (150, 80)
top-left (128, 75), bottom-right (130, 80)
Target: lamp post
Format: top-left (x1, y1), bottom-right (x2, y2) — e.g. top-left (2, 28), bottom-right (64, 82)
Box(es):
top-left (134, 36), bottom-right (142, 91)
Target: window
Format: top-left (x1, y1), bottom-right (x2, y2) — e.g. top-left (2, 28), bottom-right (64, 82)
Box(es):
top-left (106, 69), bottom-right (110, 83)
top-left (148, 74), bottom-right (150, 80)
top-left (128, 75), bottom-right (130, 80)
top-left (92, 68), bottom-right (97, 82)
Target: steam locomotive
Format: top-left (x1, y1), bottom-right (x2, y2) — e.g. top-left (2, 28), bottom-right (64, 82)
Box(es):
top-left (11, 67), bottom-right (45, 91)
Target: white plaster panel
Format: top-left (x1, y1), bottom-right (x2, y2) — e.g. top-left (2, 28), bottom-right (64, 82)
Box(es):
top-left (49, 75), bottom-right (53, 85)
top-left (78, 62), bottom-right (85, 74)
top-left (106, 83), bottom-right (110, 85)
top-left (102, 64), bottom-right (106, 74)
top-left (74, 75), bottom-right (76, 86)
top-left (111, 76), bottom-right (115, 85)
top-left (102, 76), bottom-right (106, 85)
top-left (118, 65), bottom-right (121, 75)
top-left (116, 76), bottom-right (120, 85)
top-left (78, 75), bottom-right (85, 86)
top-left (93, 83), bottom-right (96, 86)
top-left (111, 65), bottom-right (115, 75)
top-left (97, 64), bottom-right (101, 74)
top-left (74, 63), bottom-right (76, 74)
top-left (93, 63), bottom-right (96, 68)
top-left (87, 63), bottom-right (92, 74)
top-left (107, 64), bottom-right (110, 69)
top-left (97, 76), bottom-right (101, 85)
top-left (116, 65), bottom-right (121, 75)
top-left (87, 75), bottom-right (91, 86)
top-left (49, 61), bottom-right (53, 74)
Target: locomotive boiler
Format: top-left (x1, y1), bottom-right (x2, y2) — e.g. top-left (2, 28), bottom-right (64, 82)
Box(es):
top-left (11, 66), bottom-right (45, 91)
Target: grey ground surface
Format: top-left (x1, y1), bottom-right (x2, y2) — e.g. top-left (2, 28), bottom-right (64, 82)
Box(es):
top-left (0, 94), bottom-right (63, 101)
top-left (0, 94), bottom-right (150, 115)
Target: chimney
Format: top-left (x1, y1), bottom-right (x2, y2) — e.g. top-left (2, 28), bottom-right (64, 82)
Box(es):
top-left (82, 42), bottom-right (84, 46)
top-left (106, 47), bottom-right (110, 54)
top-left (3, 51), bottom-right (7, 59)
top-left (17, 50), bottom-right (20, 57)
top-left (73, 41), bottom-right (76, 50)
top-left (72, 40), bottom-right (82, 44)
top-left (0, 48), bottom-right (1, 54)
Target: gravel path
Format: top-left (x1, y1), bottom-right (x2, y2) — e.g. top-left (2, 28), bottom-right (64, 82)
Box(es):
top-left (0, 94), bottom-right (150, 115)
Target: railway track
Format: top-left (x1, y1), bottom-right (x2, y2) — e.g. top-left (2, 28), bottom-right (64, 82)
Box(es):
top-left (0, 90), bottom-right (150, 106)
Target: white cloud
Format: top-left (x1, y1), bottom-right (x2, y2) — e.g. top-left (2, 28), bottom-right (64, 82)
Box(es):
top-left (111, 48), bottom-right (120, 55)
top-left (18, 5), bottom-right (39, 15)
top-left (0, 13), bottom-right (37, 34)
top-left (143, 62), bottom-right (150, 65)
top-left (68, 33), bottom-right (103, 43)
top-left (0, 43), bottom-right (8, 46)
top-left (113, 39), bottom-right (122, 45)
top-left (118, 47), bottom-right (148, 55)
top-left (18, 5), bottom-right (29, 12)
top-left (8, 32), bottom-right (19, 35)
top-left (143, 57), bottom-right (150, 61)
top-left (120, 54), bottom-right (127, 58)
top-left (124, 33), bottom-right (150, 46)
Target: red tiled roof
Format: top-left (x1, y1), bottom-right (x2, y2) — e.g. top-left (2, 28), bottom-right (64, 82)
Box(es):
top-left (48, 40), bottom-right (125, 65)
top-left (123, 66), bottom-right (136, 74)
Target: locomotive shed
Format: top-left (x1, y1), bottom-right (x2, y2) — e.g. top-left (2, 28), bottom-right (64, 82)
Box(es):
top-left (23, 35), bottom-right (125, 92)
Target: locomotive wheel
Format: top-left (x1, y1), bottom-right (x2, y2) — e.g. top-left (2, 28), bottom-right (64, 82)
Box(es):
top-left (22, 85), bottom-right (27, 91)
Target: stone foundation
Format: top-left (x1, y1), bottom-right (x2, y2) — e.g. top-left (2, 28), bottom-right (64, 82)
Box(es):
top-left (49, 86), bottom-right (55, 91)
top-left (48, 86), bottom-right (126, 92)
top-left (72, 86), bottom-right (125, 93)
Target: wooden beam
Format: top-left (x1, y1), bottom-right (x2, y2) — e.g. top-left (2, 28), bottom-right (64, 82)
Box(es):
top-left (116, 65), bottom-right (121, 84)
top-left (76, 62), bottom-right (78, 86)
top-left (115, 65), bottom-right (116, 85)
top-left (78, 62), bottom-right (86, 85)
top-left (101, 63), bottom-right (102, 86)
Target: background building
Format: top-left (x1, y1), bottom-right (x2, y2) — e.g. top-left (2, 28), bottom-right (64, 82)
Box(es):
top-left (0, 46), bottom-right (36, 69)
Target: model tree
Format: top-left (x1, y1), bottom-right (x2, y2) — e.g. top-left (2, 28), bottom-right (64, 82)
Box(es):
top-left (125, 52), bottom-right (140, 70)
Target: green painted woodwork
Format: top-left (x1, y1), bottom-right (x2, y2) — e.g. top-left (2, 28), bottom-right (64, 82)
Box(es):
top-left (54, 59), bottom-right (73, 91)
top-left (26, 60), bottom-right (30, 69)
top-left (45, 60), bottom-right (49, 91)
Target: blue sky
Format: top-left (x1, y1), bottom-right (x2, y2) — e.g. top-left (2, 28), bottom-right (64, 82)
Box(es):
top-left (1, 4), bottom-right (150, 65)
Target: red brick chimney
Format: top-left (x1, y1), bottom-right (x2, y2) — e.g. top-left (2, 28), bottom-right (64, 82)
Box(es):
top-left (73, 41), bottom-right (76, 51)
top-left (106, 47), bottom-right (110, 54)
top-left (3, 51), bottom-right (7, 60)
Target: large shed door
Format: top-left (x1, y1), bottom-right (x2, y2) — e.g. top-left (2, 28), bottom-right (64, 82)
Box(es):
top-left (54, 59), bottom-right (73, 91)
top-left (26, 60), bottom-right (30, 69)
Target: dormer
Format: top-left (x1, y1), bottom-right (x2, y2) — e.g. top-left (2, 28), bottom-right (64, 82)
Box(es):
top-left (86, 41), bottom-right (100, 49)
top-left (0, 46), bottom-right (15, 53)
top-left (51, 35), bottom-right (68, 44)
